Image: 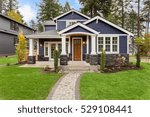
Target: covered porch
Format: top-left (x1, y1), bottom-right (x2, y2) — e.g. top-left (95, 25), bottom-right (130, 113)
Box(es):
top-left (26, 23), bottom-right (99, 65)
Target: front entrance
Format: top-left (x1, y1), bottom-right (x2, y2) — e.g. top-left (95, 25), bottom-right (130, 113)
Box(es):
top-left (73, 39), bottom-right (82, 61)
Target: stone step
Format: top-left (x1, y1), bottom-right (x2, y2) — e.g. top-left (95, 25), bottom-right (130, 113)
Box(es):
top-left (60, 65), bottom-right (99, 72)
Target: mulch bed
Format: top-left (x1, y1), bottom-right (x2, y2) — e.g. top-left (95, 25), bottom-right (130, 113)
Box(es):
top-left (102, 64), bottom-right (142, 73)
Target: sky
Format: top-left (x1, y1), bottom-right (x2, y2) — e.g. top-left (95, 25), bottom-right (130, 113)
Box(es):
top-left (18, 0), bottom-right (81, 23)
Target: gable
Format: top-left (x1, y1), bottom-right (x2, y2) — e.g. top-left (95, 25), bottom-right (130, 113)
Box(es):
top-left (86, 19), bottom-right (126, 34)
top-left (57, 12), bottom-right (89, 20)
top-left (65, 26), bottom-right (94, 34)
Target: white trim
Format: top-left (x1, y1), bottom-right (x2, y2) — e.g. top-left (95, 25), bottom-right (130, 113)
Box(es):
top-left (62, 32), bottom-right (96, 36)
top-left (61, 35), bottom-right (67, 55)
top-left (68, 36), bottom-right (71, 54)
top-left (29, 39), bottom-right (34, 56)
top-left (127, 35), bottom-right (129, 54)
top-left (54, 9), bottom-right (90, 21)
top-left (59, 22), bottom-right (99, 35)
top-left (56, 20), bottom-right (58, 30)
top-left (84, 16), bottom-right (134, 36)
top-left (37, 39), bottom-right (39, 55)
top-left (58, 19), bottom-right (87, 21)
top-left (86, 35), bottom-right (89, 54)
top-left (97, 35), bottom-right (119, 54)
top-left (44, 42), bottom-right (49, 57)
top-left (91, 35), bottom-right (97, 55)
top-left (72, 37), bottom-right (83, 61)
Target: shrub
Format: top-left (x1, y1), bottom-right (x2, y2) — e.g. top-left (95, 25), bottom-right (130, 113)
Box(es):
top-left (54, 50), bottom-right (59, 72)
top-left (16, 32), bottom-right (27, 63)
top-left (100, 49), bottom-right (106, 72)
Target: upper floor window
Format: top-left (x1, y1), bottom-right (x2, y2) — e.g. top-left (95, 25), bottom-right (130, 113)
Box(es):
top-left (66, 21), bottom-right (77, 27)
top-left (10, 21), bottom-right (19, 31)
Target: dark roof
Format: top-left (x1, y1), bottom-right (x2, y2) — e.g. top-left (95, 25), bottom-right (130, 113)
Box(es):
top-left (0, 13), bottom-right (35, 31)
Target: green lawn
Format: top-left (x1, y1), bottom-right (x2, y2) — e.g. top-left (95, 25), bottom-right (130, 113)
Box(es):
top-left (0, 66), bottom-right (62, 100)
top-left (0, 56), bottom-right (17, 65)
top-left (80, 63), bottom-right (150, 100)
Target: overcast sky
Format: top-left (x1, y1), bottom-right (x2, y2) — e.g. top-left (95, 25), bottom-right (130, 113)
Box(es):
top-left (18, 0), bottom-right (81, 23)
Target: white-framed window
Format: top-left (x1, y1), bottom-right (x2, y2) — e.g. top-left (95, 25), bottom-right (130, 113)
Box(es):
top-left (98, 37), bottom-right (104, 52)
top-left (44, 42), bottom-right (49, 57)
top-left (97, 36), bottom-right (119, 53)
top-left (105, 37), bottom-right (111, 52)
top-left (66, 20), bottom-right (77, 27)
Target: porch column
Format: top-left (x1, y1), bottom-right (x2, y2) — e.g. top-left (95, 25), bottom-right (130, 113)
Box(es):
top-left (29, 38), bottom-right (34, 56)
top-left (90, 35), bottom-right (98, 65)
top-left (91, 35), bottom-right (96, 55)
top-left (61, 35), bottom-right (67, 55)
top-left (86, 35), bottom-right (89, 54)
top-left (28, 38), bottom-right (36, 64)
top-left (37, 39), bottom-right (39, 55)
top-left (60, 35), bottom-right (68, 65)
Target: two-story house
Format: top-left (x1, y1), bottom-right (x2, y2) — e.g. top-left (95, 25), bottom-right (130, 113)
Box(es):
top-left (0, 13), bottom-right (35, 56)
top-left (27, 9), bottom-right (134, 66)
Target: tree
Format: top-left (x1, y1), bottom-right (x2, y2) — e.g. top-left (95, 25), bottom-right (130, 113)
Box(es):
top-left (54, 50), bottom-right (59, 72)
top-left (100, 49), bottom-right (106, 72)
top-left (6, 0), bottom-right (18, 12)
top-left (142, 0), bottom-right (150, 34)
top-left (16, 32), bottom-right (27, 63)
top-left (79, 0), bottom-right (112, 18)
top-left (63, 1), bottom-right (71, 13)
top-left (7, 10), bottom-right (24, 23)
top-left (37, 0), bottom-right (62, 22)
top-left (0, 0), bottom-right (7, 14)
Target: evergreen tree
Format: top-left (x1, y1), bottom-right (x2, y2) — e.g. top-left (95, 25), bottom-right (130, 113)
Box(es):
top-left (6, 0), bottom-right (19, 12)
top-left (0, 0), bottom-right (7, 14)
top-left (37, 0), bottom-right (62, 22)
top-left (142, 0), bottom-right (150, 34)
top-left (63, 1), bottom-right (71, 13)
top-left (79, 0), bottom-right (112, 18)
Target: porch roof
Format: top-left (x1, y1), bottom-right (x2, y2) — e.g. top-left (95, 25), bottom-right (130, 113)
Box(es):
top-left (26, 30), bottom-right (61, 39)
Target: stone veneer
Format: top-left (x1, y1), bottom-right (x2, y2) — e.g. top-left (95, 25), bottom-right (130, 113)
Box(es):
top-left (98, 54), bottom-right (129, 67)
top-left (89, 55), bottom-right (99, 65)
top-left (60, 55), bottom-right (68, 65)
top-left (28, 56), bottom-right (36, 64)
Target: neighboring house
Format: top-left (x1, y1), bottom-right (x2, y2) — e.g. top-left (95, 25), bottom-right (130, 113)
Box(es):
top-left (27, 9), bottom-right (134, 66)
top-left (0, 14), bottom-right (35, 56)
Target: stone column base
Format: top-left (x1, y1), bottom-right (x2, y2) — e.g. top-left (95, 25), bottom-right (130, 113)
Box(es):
top-left (90, 54), bottom-right (98, 65)
top-left (85, 54), bottom-right (90, 63)
top-left (28, 56), bottom-right (36, 64)
top-left (60, 55), bottom-right (68, 65)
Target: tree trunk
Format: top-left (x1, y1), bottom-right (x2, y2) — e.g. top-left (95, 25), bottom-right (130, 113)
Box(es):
top-left (121, 1), bottom-right (124, 28)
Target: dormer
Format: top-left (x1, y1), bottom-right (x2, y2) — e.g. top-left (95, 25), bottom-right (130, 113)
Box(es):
top-left (43, 20), bottom-right (56, 31)
top-left (54, 9), bottom-right (90, 31)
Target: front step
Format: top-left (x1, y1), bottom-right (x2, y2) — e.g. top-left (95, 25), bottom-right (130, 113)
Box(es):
top-left (60, 65), bottom-right (99, 72)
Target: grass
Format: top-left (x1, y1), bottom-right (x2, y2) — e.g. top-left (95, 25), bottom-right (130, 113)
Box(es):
top-left (80, 63), bottom-right (150, 100)
top-left (0, 56), bottom-right (17, 65)
top-left (0, 65), bottom-right (62, 100)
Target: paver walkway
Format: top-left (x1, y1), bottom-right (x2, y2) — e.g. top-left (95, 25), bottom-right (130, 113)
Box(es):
top-left (47, 72), bottom-right (82, 100)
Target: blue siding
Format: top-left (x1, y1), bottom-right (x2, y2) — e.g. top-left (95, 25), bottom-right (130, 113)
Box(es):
top-left (119, 36), bottom-right (127, 53)
top-left (45, 25), bottom-right (56, 31)
top-left (57, 21), bottom-right (66, 31)
top-left (65, 26), bottom-right (93, 34)
top-left (87, 20), bottom-right (126, 34)
top-left (57, 12), bottom-right (89, 20)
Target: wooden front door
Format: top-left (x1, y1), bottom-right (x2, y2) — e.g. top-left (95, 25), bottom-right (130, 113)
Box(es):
top-left (74, 39), bottom-right (81, 61)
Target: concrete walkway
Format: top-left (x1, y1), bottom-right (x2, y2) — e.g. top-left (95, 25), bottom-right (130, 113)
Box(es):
top-left (47, 72), bottom-right (82, 100)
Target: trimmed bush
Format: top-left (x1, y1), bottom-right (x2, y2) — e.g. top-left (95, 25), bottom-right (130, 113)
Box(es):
top-left (54, 50), bottom-right (59, 72)
top-left (100, 49), bottom-right (106, 72)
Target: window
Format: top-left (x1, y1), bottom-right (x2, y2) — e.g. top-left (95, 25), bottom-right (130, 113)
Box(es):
top-left (105, 37), bottom-right (111, 52)
top-left (10, 21), bottom-right (19, 31)
top-left (112, 37), bottom-right (118, 52)
top-left (44, 43), bottom-right (49, 56)
top-left (97, 36), bottom-right (119, 53)
top-left (98, 37), bottom-right (104, 52)
top-left (66, 21), bottom-right (77, 27)
top-left (14, 37), bottom-right (18, 46)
